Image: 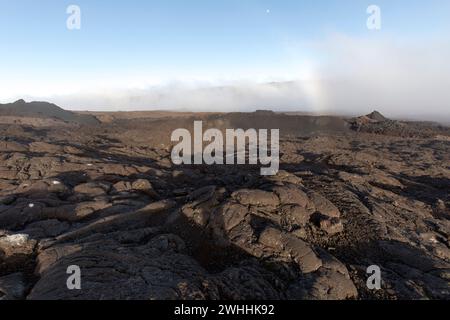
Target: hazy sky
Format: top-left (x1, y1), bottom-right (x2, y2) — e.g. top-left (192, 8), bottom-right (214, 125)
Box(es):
top-left (0, 0), bottom-right (449, 120)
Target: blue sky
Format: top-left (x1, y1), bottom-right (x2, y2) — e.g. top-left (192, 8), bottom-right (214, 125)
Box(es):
top-left (0, 1), bottom-right (449, 119)
top-left (1, 0), bottom-right (448, 74)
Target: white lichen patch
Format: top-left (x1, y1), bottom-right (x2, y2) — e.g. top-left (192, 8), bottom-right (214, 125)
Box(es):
top-left (0, 234), bottom-right (30, 246)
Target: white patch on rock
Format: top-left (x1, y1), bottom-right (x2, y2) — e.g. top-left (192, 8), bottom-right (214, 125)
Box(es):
top-left (1, 234), bottom-right (29, 246)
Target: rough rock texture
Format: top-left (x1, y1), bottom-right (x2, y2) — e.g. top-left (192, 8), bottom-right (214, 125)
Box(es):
top-left (0, 110), bottom-right (449, 300)
top-left (0, 272), bottom-right (26, 300)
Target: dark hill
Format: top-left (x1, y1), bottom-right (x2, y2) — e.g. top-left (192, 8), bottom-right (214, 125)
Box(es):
top-left (366, 110), bottom-right (387, 121)
top-left (0, 100), bottom-right (99, 125)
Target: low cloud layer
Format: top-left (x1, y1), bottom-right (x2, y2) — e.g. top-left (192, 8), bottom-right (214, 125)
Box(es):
top-left (314, 34), bottom-right (450, 121)
top-left (4, 34), bottom-right (450, 122)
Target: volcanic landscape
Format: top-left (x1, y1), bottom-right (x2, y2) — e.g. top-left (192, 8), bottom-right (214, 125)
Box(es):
top-left (0, 99), bottom-right (449, 300)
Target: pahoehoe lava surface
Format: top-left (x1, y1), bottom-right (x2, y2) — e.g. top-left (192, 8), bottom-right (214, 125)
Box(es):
top-left (0, 104), bottom-right (449, 300)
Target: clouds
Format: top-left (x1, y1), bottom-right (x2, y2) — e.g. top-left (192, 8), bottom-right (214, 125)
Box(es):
top-left (47, 81), bottom-right (313, 112)
top-left (2, 33), bottom-right (449, 122)
top-left (312, 33), bottom-right (450, 120)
